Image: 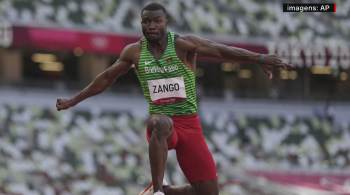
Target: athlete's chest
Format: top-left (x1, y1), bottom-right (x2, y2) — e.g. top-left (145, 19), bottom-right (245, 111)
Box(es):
top-left (135, 46), bottom-right (194, 72)
top-left (148, 45), bottom-right (166, 60)
top-left (142, 57), bottom-right (180, 76)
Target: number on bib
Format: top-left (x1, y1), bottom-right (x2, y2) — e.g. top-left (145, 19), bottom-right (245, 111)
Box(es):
top-left (147, 77), bottom-right (187, 105)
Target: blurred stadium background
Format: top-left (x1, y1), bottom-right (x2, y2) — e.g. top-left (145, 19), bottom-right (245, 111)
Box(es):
top-left (0, 0), bottom-right (350, 194)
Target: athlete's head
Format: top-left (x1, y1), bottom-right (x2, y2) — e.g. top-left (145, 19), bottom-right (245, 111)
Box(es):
top-left (141, 2), bottom-right (168, 42)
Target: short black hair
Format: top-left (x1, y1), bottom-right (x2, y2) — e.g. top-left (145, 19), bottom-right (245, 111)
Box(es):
top-left (141, 2), bottom-right (168, 16)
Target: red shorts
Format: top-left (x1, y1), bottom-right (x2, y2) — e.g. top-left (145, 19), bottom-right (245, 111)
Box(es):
top-left (146, 114), bottom-right (217, 183)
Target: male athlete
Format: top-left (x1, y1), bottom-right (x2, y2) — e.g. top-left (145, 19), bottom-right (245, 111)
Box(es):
top-left (56, 2), bottom-right (291, 195)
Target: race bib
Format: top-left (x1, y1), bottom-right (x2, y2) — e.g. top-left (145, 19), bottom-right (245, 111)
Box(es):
top-left (148, 77), bottom-right (187, 105)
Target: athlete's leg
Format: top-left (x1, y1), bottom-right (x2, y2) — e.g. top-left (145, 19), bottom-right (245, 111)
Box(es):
top-left (174, 115), bottom-right (219, 195)
top-left (191, 180), bottom-right (219, 195)
top-left (175, 147), bottom-right (219, 195)
top-left (164, 146), bottom-right (219, 195)
top-left (147, 114), bottom-right (197, 195)
top-left (163, 185), bottom-right (195, 195)
top-left (147, 114), bottom-right (173, 193)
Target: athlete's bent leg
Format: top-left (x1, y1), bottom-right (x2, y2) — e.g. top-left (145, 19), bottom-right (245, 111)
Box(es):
top-left (173, 114), bottom-right (219, 195)
top-left (162, 177), bottom-right (218, 195)
top-left (147, 115), bottom-right (198, 195)
top-left (147, 114), bottom-right (173, 193)
top-left (191, 180), bottom-right (219, 195)
top-left (163, 184), bottom-right (195, 195)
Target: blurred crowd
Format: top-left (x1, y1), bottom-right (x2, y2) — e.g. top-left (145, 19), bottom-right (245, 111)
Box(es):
top-left (0, 1), bottom-right (349, 194)
top-left (0, 0), bottom-right (349, 40)
top-left (0, 104), bottom-right (349, 195)
top-left (202, 111), bottom-right (350, 170)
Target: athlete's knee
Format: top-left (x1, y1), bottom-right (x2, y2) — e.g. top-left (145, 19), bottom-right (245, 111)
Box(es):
top-left (147, 114), bottom-right (173, 140)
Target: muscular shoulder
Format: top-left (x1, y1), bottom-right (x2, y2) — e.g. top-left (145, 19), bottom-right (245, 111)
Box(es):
top-left (125, 41), bottom-right (141, 52)
top-left (175, 34), bottom-right (213, 53)
top-left (119, 41), bottom-right (141, 65)
top-left (175, 35), bottom-right (197, 52)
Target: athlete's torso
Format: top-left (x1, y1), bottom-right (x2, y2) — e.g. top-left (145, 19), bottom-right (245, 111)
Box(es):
top-left (130, 34), bottom-right (196, 72)
top-left (134, 32), bottom-right (198, 116)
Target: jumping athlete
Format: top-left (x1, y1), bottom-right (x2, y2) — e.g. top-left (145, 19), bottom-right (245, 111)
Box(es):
top-left (56, 3), bottom-right (292, 195)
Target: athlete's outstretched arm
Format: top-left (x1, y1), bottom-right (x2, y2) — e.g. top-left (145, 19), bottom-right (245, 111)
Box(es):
top-left (56, 44), bottom-right (135, 111)
top-left (179, 35), bottom-right (292, 79)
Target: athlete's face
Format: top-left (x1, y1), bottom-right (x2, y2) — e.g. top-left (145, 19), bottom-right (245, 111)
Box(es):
top-left (141, 10), bottom-right (168, 42)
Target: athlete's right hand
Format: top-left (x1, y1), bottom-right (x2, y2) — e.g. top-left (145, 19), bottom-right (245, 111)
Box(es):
top-left (56, 98), bottom-right (74, 111)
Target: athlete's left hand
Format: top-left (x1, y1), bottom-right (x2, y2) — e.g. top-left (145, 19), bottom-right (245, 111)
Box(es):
top-left (260, 54), bottom-right (293, 79)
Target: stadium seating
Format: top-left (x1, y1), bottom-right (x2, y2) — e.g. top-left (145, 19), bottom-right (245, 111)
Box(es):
top-left (1, 0), bottom-right (349, 194)
top-left (0, 104), bottom-right (349, 194)
top-left (0, 0), bottom-right (349, 40)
